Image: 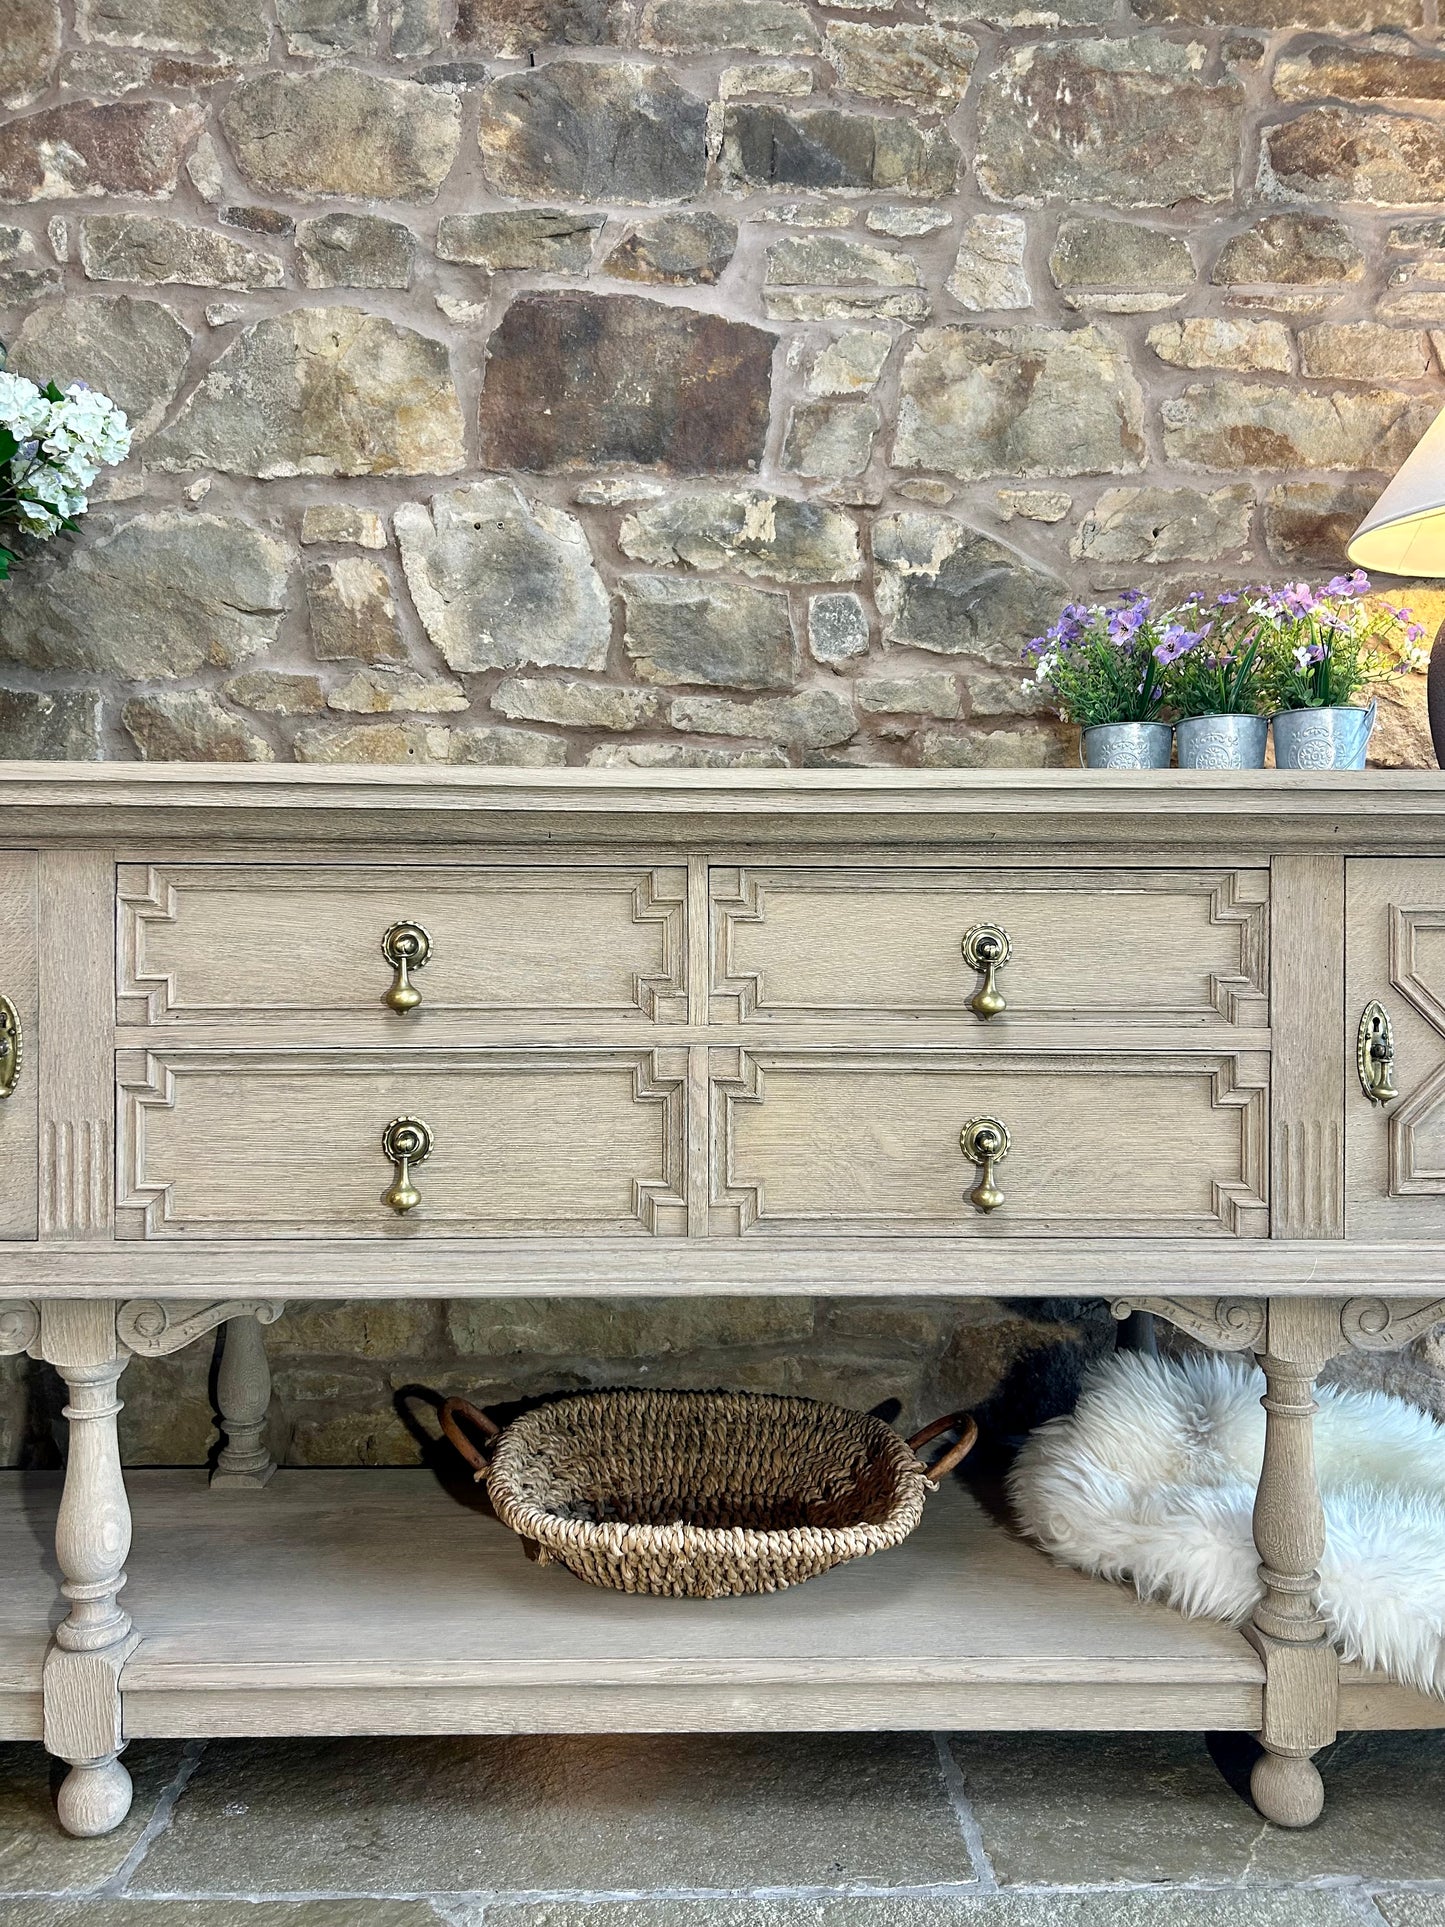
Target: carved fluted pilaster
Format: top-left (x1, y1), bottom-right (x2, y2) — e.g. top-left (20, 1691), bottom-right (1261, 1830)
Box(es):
top-left (116, 1298), bottom-right (284, 1359)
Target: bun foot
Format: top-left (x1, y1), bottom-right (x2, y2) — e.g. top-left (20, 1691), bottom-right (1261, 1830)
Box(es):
top-left (1250, 1749), bottom-right (1324, 1829)
top-left (56, 1755), bottom-right (133, 1837)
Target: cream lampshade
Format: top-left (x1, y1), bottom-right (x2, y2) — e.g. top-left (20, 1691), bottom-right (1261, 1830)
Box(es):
top-left (1348, 402), bottom-right (1445, 768)
top-left (1348, 403), bottom-right (1445, 576)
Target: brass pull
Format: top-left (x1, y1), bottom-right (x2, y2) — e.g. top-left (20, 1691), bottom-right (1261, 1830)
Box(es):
top-left (0, 995), bottom-right (20, 1099)
top-left (381, 1115), bottom-right (432, 1214)
top-left (961, 923), bottom-right (1011, 1021)
top-left (960, 1116), bottom-right (1010, 1214)
top-left (1357, 1000), bottom-right (1399, 1106)
top-left (381, 920), bottom-right (431, 1016)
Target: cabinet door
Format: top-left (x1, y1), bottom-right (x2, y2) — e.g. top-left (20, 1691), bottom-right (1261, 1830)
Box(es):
top-left (1346, 858), bottom-right (1445, 1240)
top-left (0, 854), bottom-right (37, 1240)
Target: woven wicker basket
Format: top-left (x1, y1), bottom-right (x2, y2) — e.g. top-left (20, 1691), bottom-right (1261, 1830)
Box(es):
top-left (438, 1388), bottom-right (977, 1598)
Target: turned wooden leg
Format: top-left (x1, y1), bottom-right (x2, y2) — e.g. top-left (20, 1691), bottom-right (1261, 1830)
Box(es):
top-left (1246, 1299), bottom-right (1341, 1830)
top-left (211, 1311), bottom-right (276, 1490)
top-left (41, 1301), bottom-right (140, 1838)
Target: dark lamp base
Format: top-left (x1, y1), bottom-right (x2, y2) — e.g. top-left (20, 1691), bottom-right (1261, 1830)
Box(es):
top-left (1430, 620), bottom-right (1445, 771)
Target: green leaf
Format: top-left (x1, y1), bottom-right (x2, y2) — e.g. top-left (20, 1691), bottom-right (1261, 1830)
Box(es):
top-left (42, 380), bottom-right (64, 404)
top-left (0, 429), bottom-right (17, 465)
top-left (0, 547), bottom-right (14, 581)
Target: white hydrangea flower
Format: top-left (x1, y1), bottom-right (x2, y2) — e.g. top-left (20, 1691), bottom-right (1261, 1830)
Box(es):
top-left (0, 372), bottom-right (51, 441)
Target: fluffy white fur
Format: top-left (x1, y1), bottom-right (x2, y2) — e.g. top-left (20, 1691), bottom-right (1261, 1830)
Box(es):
top-left (1008, 1350), bottom-right (1445, 1699)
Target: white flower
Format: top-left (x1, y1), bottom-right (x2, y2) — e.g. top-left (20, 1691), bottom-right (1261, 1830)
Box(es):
top-left (0, 372), bottom-right (50, 440)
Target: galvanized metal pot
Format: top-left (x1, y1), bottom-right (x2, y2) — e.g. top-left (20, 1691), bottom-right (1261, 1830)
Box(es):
top-left (1081, 721), bottom-right (1173, 769)
top-left (1175, 713), bottom-right (1269, 769)
top-left (1271, 700), bottom-right (1376, 771)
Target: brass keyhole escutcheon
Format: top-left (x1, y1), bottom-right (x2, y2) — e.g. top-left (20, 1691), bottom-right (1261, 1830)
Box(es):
top-left (960, 1116), bottom-right (1010, 1215)
top-left (961, 923), bottom-right (1011, 1021)
top-left (382, 1115), bottom-right (433, 1215)
top-left (381, 920), bottom-right (431, 1016)
top-left (1357, 1000), bottom-right (1399, 1107)
top-left (0, 995), bottom-right (20, 1100)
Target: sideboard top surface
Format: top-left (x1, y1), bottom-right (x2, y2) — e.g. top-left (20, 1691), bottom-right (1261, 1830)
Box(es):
top-left (0, 763), bottom-right (1442, 853)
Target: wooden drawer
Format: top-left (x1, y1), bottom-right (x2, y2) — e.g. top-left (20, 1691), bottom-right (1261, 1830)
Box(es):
top-left (116, 1047), bottom-right (687, 1237)
top-left (709, 1047), bottom-right (1268, 1237)
top-left (0, 854), bottom-right (37, 1242)
top-left (710, 868), bottom-right (1267, 1027)
top-left (117, 863), bottom-right (687, 1026)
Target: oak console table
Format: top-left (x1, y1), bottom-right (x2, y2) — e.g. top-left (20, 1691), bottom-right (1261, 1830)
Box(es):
top-left (4, 763), bottom-right (1445, 1840)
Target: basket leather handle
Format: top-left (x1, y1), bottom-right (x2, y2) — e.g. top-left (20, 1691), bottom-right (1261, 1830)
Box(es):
top-left (439, 1396), bottom-right (502, 1483)
top-left (906, 1411), bottom-right (978, 1485)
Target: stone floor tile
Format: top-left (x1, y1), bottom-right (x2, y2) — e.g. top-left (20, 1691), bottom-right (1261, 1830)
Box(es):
top-left (0, 1906), bottom-right (440, 1926)
top-left (471, 1893), bottom-right (1375, 1927)
top-left (955, 1731), bottom-right (1445, 1885)
top-left (130, 1733), bottom-right (974, 1896)
top-left (0, 1741), bottom-right (186, 1896)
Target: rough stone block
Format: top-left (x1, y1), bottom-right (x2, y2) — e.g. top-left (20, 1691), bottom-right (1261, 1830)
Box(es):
top-left (1274, 38), bottom-right (1445, 101)
top-left (921, 725), bottom-right (1068, 767)
top-left (976, 38), bottom-right (1243, 208)
top-left (327, 669), bottom-right (468, 714)
top-left (4, 0), bottom-right (61, 107)
top-left (720, 104), bottom-right (958, 197)
top-left (1298, 322), bottom-right (1434, 380)
top-left (447, 725), bottom-right (568, 765)
top-left (1133, 0), bottom-right (1421, 24)
top-left (123, 690), bottom-right (274, 762)
top-left (782, 399), bottom-right (879, 478)
top-left (294, 720), bottom-right (451, 763)
top-left (395, 480), bottom-right (611, 673)
top-left (277, 0), bottom-right (378, 54)
top-left (0, 513), bottom-right (290, 677)
top-left (222, 69), bottom-right (461, 201)
top-left (1161, 382), bottom-right (1436, 471)
top-left (454, 0), bottom-right (616, 49)
top-left (619, 490), bottom-right (862, 582)
top-left (0, 690), bottom-right (102, 760)
top-left (0, 100), bottom-right (204, 202)
top-left (478, 293), bottom-right (774, 474)
top-left (223, 672), bottom-right (326, 715)
top-left (1146, 317), bottom-right (1293, 373)
top-left (1263, 481), bottom-right (1385, 566)
top-left (588, 741), bottom-right (787, 767)
top-left (300, 507), bottom-right (388, 548)
top-left (895, 324), bottom-right (1145, 481)
top-left (78, 0), bottom-right (271, 57)
top-left (305, 557), bottom-right (405, 663)
top-left (604, 212), bottom-right (738, 285)
top-left (764, 289), bottom-right (930, 323)
top-left (1264, 108), bottom-right (1445, 206)
top-left (6, 294), bottom-right (190, 442)
top-left (1048, 217), bottom-right (1193, 312)
top-left (806, 330), bottom-right (893, 396)
top-left (947, 214), bottom-right (1030, 311)
top-left (1070, 485), bottom-right (1254, 565)
top-left (437, 210), bottom-right (603, 272)
top-left (1212, 212), bottom-right (1363, 286)
top-left (491, 677), bottom-right (660, 731)
top-left (822, 21), bottom-right (977, 110)
top-left (640, 0), bottom-right (818, 53)
top-left (873, 510), bottom-right (1062, 664)
top-left (0, 227), bottom-right (61, 305)
top-left (297, 214), bottom-right (416, 290)
top-left (149, 308), bottom-right (465, 478)
top-left (623, 577), bottom-right (796, 689)
top-left (479, 62), bottom-right (707, 202)
top-left (670, 687), bottom-right (857, 749)
top-left (808, 592), bottom-right (870, 661)
top-left (78, 214), bottom-right (282, 290)
top-left (856, 673), bottom-right (960, 719)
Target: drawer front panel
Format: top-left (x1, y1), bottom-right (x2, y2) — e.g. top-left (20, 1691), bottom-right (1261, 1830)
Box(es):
top-left (710, 1049), bottom-right (1268, 1238)
top-left (0, 853), bottom-right (37, 1242)
top-left (118, 864), bottom-right (687, 1025)
top-left (710, 868), bottom-right (1267, 1027)
top-left (117, 1048), bottom-right (687, 1237)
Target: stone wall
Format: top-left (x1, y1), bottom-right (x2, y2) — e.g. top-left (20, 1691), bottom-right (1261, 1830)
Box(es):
top-left (2, 0), bottom-right (1443, 1466)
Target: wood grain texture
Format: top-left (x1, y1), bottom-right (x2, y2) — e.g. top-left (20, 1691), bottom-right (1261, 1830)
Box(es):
top-left (0, 852), bottom-right (38, 1242)
top-left (1270, 856), bottom-right (1344, 1240)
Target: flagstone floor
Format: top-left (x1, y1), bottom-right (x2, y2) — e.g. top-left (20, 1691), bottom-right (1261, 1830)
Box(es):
top-left (3, 1728), bottom-right (1444, 1925)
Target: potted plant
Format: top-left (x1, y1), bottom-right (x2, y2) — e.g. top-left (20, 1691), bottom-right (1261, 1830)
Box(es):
top-left (0, 361), bottom-right (131, 580)
top-left (1256, 572), bottom-right (1423, 770)
top-left (1024, 591), bottom-right (1177, 768)
top-left (1158, 591), bottom-right (1269, 768)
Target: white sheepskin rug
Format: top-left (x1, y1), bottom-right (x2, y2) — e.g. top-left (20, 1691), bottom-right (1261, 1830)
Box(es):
top-left (1008, 1349), bottom-right (1445, 1699)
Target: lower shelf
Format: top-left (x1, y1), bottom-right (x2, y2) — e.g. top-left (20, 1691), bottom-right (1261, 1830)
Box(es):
top-left (0, 1469), bottom-right (1436, 1744)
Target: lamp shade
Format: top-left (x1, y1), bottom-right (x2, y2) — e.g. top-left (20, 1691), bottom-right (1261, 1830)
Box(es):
top-left (1348, 403), bottom-right (1445, 577)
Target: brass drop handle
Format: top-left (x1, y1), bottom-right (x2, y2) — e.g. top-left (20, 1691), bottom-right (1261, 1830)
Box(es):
top-left (0, 995), bottom-right (21, 1100)
top-left (1357, 1000), bottom-right (1399, 1106)
top-left (381, 1114), bottom-right (432, 1214)
top-left (961, 923), bottom-right (1011, 1021)
top-left (960, 1116), bottom-right (1010, 1214)
top-left (381, 920), bottom-right (431, 1016)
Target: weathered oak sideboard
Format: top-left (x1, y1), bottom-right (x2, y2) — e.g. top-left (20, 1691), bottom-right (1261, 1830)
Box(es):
top-left (4, 763), bottom-right (1445, 1839)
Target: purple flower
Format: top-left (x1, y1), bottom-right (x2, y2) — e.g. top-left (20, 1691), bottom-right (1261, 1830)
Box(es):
top-left (1153, 623), bottom-right (1205, 666)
